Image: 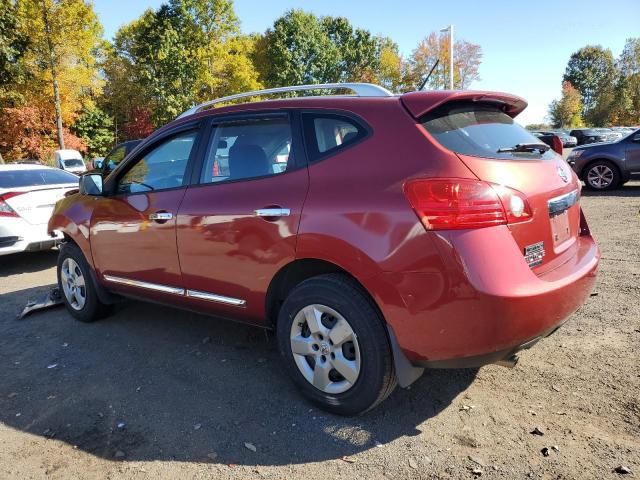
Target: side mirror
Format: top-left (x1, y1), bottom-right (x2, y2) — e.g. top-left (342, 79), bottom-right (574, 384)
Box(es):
top-left (80, 174), bottom-right (103, 196)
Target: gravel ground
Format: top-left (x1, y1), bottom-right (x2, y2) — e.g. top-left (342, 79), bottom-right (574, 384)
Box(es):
top-left (0, 182), bottom-right (638, 480)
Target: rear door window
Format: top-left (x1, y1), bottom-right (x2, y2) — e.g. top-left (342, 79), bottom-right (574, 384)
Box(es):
top-left (302, 113), bottom-right (367, 162)
top-left (421, 102), bottom-right (556, 160)
top-left (200, 117), bottom-right (294, 184)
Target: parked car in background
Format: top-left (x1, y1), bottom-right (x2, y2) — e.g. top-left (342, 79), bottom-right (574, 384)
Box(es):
top-left (531, 131), bottom-right (563, 154)
top-left (100, 140), bottom-right (143, 175)
top-left (1, 164), bottom-right (79, 255)
top-left (551, 130), bottom-right (577, 147)
top-left (50, 83), bottom-right (599, 415)
top-left (54, 149), bottom-right (87, 174)
top-left (569, 128), bottom-right (609, 146)
top-left (567, 128), bottom-right (640, 190)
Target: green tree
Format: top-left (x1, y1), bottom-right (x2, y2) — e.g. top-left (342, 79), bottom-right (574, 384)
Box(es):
top-left (71, 105), bottom-right (113, 157)
top-left (0, 0), bottom-right (29, 105)
top-left (263, 9), bottom-right (338, 87)
top-left (609, 38), bottom-right (640, 125)
top-left (563, 46), bottom-right (616, 120)
top-left (548, 81), bottom-right (584, 128)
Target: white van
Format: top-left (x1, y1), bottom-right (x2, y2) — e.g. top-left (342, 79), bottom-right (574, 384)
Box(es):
top-left (53, 149), bottom-right (86, 174)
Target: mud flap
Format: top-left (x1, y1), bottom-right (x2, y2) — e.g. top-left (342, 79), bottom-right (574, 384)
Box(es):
top-left (17, 287), bottom-right (64, 320)
top-left (386, 325), bottom-right (424, 388)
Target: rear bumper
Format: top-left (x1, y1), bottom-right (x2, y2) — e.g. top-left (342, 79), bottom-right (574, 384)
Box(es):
top-left (370, 227), bottom-right (599, 366)
top-left (0, 220), bottom-right (62, 256)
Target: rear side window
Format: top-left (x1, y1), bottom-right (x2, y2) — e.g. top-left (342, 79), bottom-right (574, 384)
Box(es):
top-left (421, 102), bottom-right (556, 160)
top-left (200, 117), bottom-right (294, 184)
top-left (302, 113), bottom-right (367, 162)
top-left (0, 168), bottom-right (78, 188)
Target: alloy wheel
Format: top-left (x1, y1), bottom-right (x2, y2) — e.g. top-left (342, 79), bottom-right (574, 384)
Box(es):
top-left (289, 304), bottom-right (361, 394)
top-left (587, 164), bottom-right (614, 189)
top-left (60, 257), bottom-right (87, 311)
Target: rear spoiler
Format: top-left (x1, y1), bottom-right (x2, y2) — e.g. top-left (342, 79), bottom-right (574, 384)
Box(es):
top-left (400, 90), bottom-right (528, 119)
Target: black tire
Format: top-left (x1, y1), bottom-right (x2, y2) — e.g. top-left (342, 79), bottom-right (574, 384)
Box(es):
top-left (583, 160), bottom-right (621, 191)
top-left (57, 242), bottom-right (111, 322)
top-left (276, 273), bottom-right (396, 415)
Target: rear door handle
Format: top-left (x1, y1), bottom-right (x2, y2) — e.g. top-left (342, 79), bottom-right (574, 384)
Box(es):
top-left (149, 212), bottom-right (173, 221)
top-left (254, 208), bottom-right (291, 218)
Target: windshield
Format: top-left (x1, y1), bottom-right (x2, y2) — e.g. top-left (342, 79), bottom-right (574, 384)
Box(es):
top-left (421, 102), bottom-right (556, 160)
top-left (62, 159), bottom-right (84, 167)
top-left (0, 168), bottom-right (78, 188)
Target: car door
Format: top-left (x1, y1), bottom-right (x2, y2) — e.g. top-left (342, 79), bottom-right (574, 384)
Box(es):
top-left (625, 132), bottom-right (640, 173)
top-left (91, 125), bottom-right (202, 299)
top-left (177, 112), bottom-right (309, 325)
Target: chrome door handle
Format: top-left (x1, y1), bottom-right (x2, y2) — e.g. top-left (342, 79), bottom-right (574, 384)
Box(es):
top-left (149, 212), bottom-right (173, 221)
top-left (254, 208), bottom-right (291, 217)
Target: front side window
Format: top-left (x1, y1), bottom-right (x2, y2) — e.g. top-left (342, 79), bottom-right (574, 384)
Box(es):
top-left (201, 117), bottom-right (293, 184)
top-left (302, 113), bottom-right (366, 162)
top-left (104, 145), bottom-right (126, 171)
top-left (421, 102), bottom-right (556, 160)
top-left (117, 131), bottom-right (196, 194)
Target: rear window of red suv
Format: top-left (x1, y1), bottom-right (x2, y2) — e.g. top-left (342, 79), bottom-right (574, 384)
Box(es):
top-left (420, 102), bottom-right (556, 160)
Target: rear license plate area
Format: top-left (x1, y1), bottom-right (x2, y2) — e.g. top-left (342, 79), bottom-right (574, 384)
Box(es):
top-left (550, 210), bottom-right (571, 246)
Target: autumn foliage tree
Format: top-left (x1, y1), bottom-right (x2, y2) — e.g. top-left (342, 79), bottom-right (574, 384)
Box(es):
top-left (548, 81), bottom-right (584, 128)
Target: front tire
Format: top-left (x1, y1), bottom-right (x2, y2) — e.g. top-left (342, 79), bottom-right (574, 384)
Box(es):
top-left (57, 242), bottom-right (111, 322)
top-left (584, 160), bottom-right (620, 190)
top-left (277, 274), bottom-right (396, 415)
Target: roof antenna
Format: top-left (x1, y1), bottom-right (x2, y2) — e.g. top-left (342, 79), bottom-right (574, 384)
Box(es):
top-left (419, 59), bottom-right (440, 91)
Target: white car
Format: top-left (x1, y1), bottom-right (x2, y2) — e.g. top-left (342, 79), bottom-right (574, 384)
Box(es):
top-left (0, 164), bottom-right (79, 256)
top-left (53, 149), bottom-right (87, 174)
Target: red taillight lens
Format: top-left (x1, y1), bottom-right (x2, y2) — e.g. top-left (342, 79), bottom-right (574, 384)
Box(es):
top-left (403, 178), bottom-right (532, 230)
top-left (0, 191), bottom-right (24, 218)
top-left (552, 135), bottom-right (563, 155)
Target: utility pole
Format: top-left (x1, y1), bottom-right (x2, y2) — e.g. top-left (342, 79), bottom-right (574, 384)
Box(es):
top-left (42, 0), bottom-right (65, 150)
top-left (440, 24), bottom-right (454, 90)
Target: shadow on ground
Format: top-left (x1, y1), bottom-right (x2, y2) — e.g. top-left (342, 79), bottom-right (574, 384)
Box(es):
top-left (0, 286), bottom-right (476, 466)
top-left (0, 250), bottom-right (58, 277)
top-left (581, 183), bottom-right (640, 198)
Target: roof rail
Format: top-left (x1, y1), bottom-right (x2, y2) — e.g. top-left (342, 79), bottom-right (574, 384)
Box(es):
top-left (177, 82), bottom-right (394, 119)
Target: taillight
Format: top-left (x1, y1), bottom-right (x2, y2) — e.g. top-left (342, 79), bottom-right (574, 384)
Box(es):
top-left (403, 178), bottom-right (532, 231)
top-left (0, 191), bottom-right (25, 218)
top-left (551, 135), bottom-right (563, 155)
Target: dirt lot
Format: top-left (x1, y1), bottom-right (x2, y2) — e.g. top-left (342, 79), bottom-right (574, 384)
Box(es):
top-left (0, 183), bottom-right (638, 480)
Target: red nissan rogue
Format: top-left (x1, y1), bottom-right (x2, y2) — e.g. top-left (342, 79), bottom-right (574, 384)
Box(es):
top-left (49, 83), bottom-right (599, 415)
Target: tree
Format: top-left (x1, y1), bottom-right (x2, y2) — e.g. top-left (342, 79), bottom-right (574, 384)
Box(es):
top-left (262, 10), bottom-right (338, 87)
top-left (609, 38), bottom-right (640, 125)
top-left (407, 32), bottom-right (482, 91)
top-left (548, 81), bottom-right (584, 128)
top-left (0, 0), bottom-right (29, 105)
top-left (71, 105), bottom-right (113, 157)
top-left (375, 37), bottom-right (404, 92)
top-left (0, 104), bottom-right (85, 161)
top-left (563, 46), bottom-right (616, 119)
top-left (15, 0), bottom-right (104, 148)
top-left (121, 106), bottom-right (154, 141)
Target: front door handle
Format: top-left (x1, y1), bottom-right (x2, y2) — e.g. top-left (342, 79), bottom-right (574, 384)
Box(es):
top-left (254, 208), bottom-right (291, 218)
top-left (149, 211), bottom-right (173, 222)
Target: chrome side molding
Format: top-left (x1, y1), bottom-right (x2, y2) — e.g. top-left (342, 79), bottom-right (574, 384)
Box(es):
top-left (103, 275), bottom-right (246, 307)
top-left (186, 289), bottom-right (246, 306)
top-left (103, 275), bottom-right (185, 295)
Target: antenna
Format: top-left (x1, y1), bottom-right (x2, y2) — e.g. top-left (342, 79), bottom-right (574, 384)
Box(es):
top-left (419, 59), bottom-right (440, 91)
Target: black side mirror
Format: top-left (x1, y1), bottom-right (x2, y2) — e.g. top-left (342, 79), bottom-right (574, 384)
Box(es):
top-left (80, 174), bottom-right (103, 196)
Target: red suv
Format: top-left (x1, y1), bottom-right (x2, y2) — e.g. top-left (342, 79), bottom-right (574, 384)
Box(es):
top-left (49, 83), bottom-right (599, 415)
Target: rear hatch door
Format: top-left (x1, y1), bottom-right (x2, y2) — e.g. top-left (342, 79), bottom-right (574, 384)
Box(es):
top-left (406, 94), bottom-right (581, 273)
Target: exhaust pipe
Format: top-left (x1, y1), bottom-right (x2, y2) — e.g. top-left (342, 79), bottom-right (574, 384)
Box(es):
top-left (494, 354), bottom-right (519, 369)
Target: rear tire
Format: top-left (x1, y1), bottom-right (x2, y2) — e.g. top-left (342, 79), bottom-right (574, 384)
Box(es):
top-left (583, 160), bottom-right (620, 190)
top-left (57, 242), bottom-right (111, 322)
top-left (276, 274), bottom-right (396, 415)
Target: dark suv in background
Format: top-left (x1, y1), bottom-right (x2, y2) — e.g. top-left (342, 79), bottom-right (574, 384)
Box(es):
top-left (569, 128), bottom-right (609, 146)
top-left (567, 129), bottom-right (640, 190)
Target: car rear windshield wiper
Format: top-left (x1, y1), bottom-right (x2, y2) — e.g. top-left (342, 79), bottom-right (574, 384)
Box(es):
top-left (496, 143), bottom-right (550, 153)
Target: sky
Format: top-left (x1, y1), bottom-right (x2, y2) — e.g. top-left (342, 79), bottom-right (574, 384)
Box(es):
top-left (94, 0), bottom-right (640, 125)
